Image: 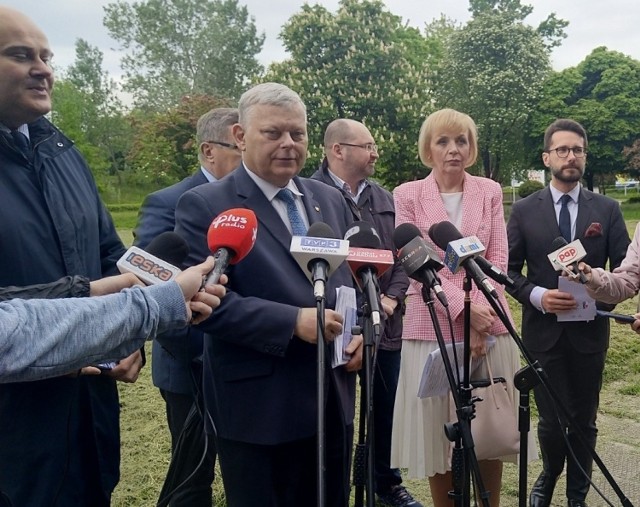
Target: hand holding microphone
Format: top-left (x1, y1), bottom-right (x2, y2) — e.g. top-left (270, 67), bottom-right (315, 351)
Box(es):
top-left (175, 257), bottom-right (227, 325)
top-left (547, 236), bottom-right (588, 284)
top-left (575, 261), bottom-right (593, 282)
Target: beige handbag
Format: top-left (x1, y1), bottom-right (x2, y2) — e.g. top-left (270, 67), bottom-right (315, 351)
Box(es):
top-left (449, 355), bottom-right (520, 460)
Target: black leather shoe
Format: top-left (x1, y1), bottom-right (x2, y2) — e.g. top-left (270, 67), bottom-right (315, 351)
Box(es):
top-left (529, 472), bottom-right (557, 507)
top-left (567, 501), bottom-right (588, 507)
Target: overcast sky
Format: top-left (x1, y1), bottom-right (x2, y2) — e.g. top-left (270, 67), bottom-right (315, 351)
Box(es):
top-left (4, 0), bottom-right (640, 80)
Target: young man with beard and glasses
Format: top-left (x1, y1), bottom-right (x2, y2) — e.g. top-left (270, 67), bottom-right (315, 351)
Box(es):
top-left (507, 119), bottom-right (630, 507)
top-left (310, 119), bottom-right (418, 507)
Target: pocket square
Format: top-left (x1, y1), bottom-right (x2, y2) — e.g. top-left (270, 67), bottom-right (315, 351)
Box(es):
top-left (584, 222), bottom-right (602, 238)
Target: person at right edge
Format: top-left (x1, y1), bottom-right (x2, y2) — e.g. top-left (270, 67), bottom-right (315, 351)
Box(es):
top-left (391, 108), bottom-right (527, 507)
top-left (507, 118), bottom-right (630, 507)
top-left (310, 118), bottom-right (417, 506)
top-left (581, 222), bottom-right (640, 314)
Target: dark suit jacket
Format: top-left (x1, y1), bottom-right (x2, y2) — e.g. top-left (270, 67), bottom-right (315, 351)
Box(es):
top-left (507, 186), bottom-right (630, 353)
top-left (134, 170), bottom-right (209, 395)
top-left (310, 163), bottom-right (409, 351)
top-left (175, 165), bottom-right (357, 445)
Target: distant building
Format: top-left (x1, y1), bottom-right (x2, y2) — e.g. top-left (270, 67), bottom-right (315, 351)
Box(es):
top-left (511, 169), bottom-right (545, 187)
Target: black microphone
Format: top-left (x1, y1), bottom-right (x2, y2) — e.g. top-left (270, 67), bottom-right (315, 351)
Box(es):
top-left (428, 221), bottom-right (498, 298)
top-left (146, 231), bottom-right (190, 268)
top-left (475, 255), bottom-right (515, 288)
top-left (595, 310), bottom-right (635, 323)
top-left (393, 223), bottom-right (448, 307)
top-left (344, 221), bottom-right (393, 333)
top-left (290, 222), bottom-right (349, 300)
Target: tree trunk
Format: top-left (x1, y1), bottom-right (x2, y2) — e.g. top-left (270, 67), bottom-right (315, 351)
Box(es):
top-left (584, 172), bottom-right (594, 191)
top-left (482, 148), bottom-right (491, 179)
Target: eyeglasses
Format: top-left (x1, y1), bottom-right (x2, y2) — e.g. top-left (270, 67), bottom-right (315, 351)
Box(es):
top-left (339, 142), bottom-right (378, 153)
top-left (206, 140), bottom-right (238, 150)
top-left (546, 146), bottom-right (586, 158)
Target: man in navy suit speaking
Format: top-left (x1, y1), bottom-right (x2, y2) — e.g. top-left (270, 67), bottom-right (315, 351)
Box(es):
top-left (175, 82), bottom-right (363, 506)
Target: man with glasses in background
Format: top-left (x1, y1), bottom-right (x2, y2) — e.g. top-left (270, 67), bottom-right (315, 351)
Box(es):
top-left (507, 119), bottom-right (630, 507)
top-left (133, 107), bottom-right (240, 505)
top-left (311, 119), bottom-right (418, 507)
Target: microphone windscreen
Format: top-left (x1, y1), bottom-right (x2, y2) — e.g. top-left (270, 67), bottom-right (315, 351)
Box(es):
top-left (207, 208), bottom-right (258, 264)
top-left (550, 236), bottom-right (568, 252)
top-left (428, 221), bottom-right (463, 250)
top-left (145, 231), bottom-right (189, 267)
top-left (307, 221), bottom-right (337, 239)
top-left (345, 221), bottom-right (381, 248)
top-left (393, 223), bottom-right (423, 249)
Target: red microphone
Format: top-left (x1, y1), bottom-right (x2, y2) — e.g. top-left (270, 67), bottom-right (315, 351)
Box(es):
top-left (204, 208), bottom-right (258, 286)
top-left (344, 221), bottom-right (393, 289)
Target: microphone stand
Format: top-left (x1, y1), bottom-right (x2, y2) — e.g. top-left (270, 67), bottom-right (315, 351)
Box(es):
top-left (418, 280), bottom-right (489, 507)
top-left (467, 273), bottom-right (635, 507)
top-left (316, 292), bottom-right (326, 507)
top-left (353, 285), bottom-right (381, 507)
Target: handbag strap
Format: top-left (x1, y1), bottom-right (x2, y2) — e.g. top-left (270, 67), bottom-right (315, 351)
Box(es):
top-left (482, 353), bottom-right (500, 409)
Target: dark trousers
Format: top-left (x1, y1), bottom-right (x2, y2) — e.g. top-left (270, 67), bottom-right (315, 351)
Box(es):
top-left (0, 377), bottom-right (115, 507)
top-left (371, 349), bottom-right (403, 494)
top-left (159, 389), bottom-right (215, 506)
top-left (215, 386), bottom-right (353, 507)
top-left (533, 335), bottom-right (606, 501)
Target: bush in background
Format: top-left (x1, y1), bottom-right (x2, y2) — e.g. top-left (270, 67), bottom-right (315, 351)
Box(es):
top-left (518, 179), bottom-right (545, 198)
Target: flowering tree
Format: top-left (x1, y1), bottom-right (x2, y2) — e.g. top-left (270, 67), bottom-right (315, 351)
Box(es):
top-left (266, 0), bottom-right (440, 187)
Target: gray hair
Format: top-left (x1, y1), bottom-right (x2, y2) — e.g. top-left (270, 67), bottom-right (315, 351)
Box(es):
top-left (196, 107), bottom-right (239, 146)
top-left (238, 82), bottom-right (306, 125)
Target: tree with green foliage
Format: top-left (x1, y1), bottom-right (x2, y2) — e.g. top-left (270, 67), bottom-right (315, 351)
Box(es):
top-left (528, 47), bottom-right (640, 190)
top-left (433, 0), bottom-right (566, 183)
top-left (623, 140), bottom-right (640, 179)
top-left (103, 0), bottom-right (265, 110)
top-left (265, 0), bottom-right (440, 188)
top-left (51, 39), bottom-right (131, 189)
top-left (126, 95), bottom-right (232, 188)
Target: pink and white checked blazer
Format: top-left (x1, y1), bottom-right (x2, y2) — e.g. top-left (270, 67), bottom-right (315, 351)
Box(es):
top-left (393, 172), bottom-right (513, 342)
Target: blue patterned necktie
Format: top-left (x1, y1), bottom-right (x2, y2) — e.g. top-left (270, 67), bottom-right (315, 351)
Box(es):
top-left (11, 130), bottom-right (30, 158)
top-left (559, 194), bottom-right (572, 243)
top-left (276, 188), bottom-right (307, 236)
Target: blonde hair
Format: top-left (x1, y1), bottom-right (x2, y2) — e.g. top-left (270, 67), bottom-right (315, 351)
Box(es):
top-left (418, 109), bottom-right (478, 168)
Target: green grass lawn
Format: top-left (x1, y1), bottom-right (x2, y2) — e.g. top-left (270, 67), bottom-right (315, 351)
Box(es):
top-left (109, 197), bottom-right (640, 506)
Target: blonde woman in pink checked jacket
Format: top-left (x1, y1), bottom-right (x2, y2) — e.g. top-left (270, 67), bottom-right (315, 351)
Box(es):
top-left (390, 109), bottom-right (535, 507)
